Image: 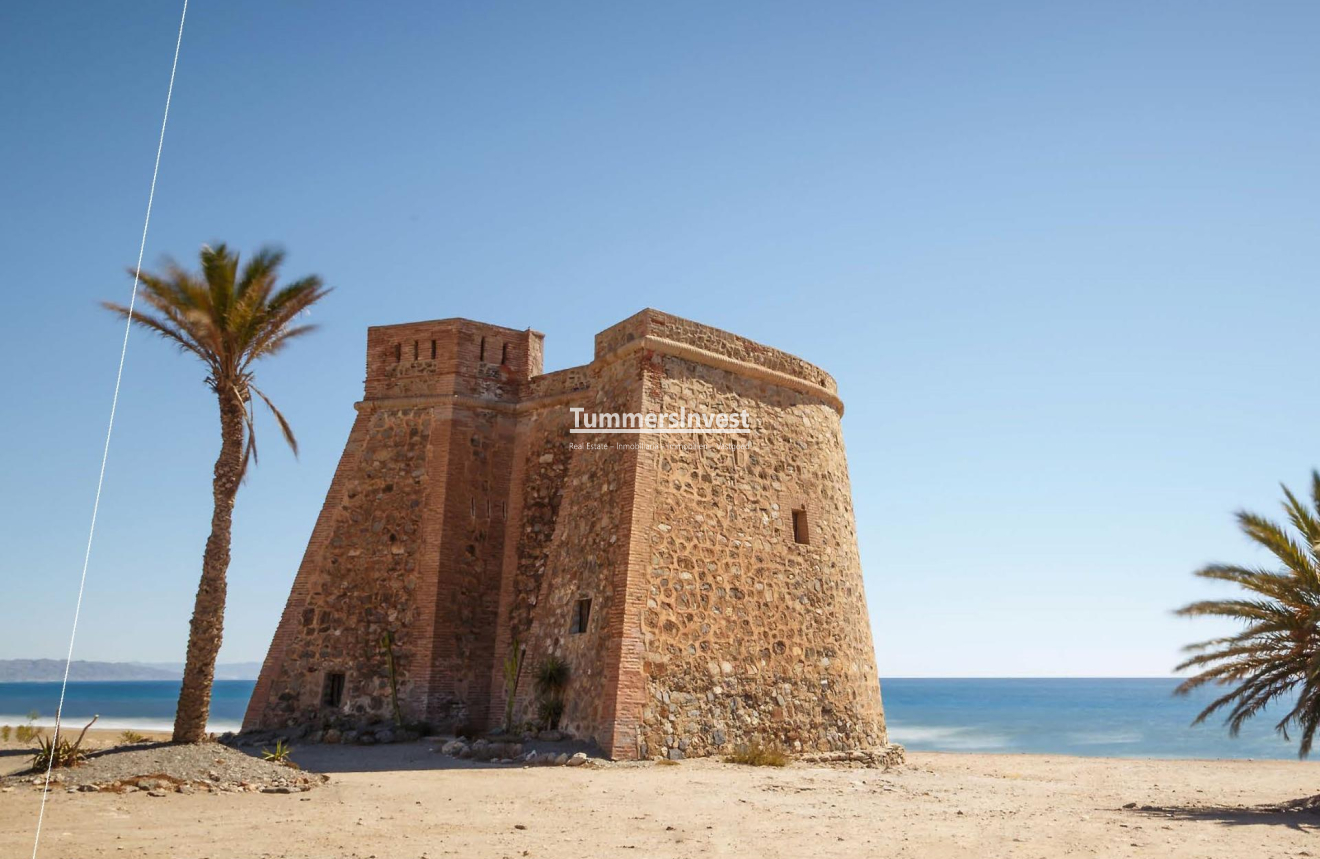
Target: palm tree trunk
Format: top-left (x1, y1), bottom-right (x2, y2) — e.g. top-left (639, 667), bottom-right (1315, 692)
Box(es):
top-left (172, 389), bottom-right (246, 743)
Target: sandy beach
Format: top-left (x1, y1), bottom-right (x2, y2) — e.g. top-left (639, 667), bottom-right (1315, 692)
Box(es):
top-left (2, 735), bottom-right (1317, 858)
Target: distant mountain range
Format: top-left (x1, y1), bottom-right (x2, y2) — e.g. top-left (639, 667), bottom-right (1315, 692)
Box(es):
top-left (0, 659), bottom-right (262, 682)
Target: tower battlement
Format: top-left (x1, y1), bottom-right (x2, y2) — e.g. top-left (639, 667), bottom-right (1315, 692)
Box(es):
top-left (593, 309), bottom-right (838, 397)
top-left (363, 318), bottom-right (544, 401)
top-left (246, 309), bottom-right (890, 761)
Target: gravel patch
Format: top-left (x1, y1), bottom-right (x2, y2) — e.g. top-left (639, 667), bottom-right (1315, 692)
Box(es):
top-left (1, 742), bottom-right (326, 795)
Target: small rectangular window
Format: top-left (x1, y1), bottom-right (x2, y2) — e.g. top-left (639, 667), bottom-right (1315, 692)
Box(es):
top-left (570, 598), bottom-right (592, 634)
top-left (393, 343), bottom-right (402, 363)
top-left (501, 342), bottom-right (511, 365)
top-left (413, 340), bottom-right (419, 360)
top-left (322, 672), bottom-right (345, 708)
top-left (479, 336), bottom-right (487, 362)
top-left (792, 509), bottom-right (809, 545)
top-left (430, 339), bottom-right (437, 359)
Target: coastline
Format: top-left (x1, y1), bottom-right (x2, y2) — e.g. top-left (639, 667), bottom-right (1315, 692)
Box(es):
top-left (0, 679), bottom-right (251, 738)
top-left (1, 677), bottom-right (1301, 760)
top-left (1, 721), bottom-right (1296, 762)
top-left (0, 729), bottom-right (1302, 765)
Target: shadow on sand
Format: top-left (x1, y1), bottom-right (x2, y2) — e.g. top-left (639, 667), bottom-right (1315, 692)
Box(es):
top-left (1132, 797), bottom-right (1320, 832)
top-left (0, 746), bottom-right (36, 779)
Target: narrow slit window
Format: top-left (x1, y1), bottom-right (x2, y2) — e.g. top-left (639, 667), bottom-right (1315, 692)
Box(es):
top-left (501, 342), bottom-right (511, 365)
top-left (322, 672), bottom-right (345, 708)
top-left (470, 498), bottom-right (477, 518)
top-left (430, 339), bottom-right (437, 359)
top-left (393, 343), bottom-right (402, 363)
top-left (570, 598), bottom-right (592, 634)
top-left (792, 509), bottom-right (809, 545)
top-left (413, 340), bottom-right (419, 360)
top-left (479, 336), bottom-right (487, 362)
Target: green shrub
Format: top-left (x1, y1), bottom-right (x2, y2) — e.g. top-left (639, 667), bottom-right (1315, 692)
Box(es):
top-left (534, 655), bottom-right (570, 698)
top-left (29, 715), bottom-right (97, 770)
top-left (1, 726), bottom-right (11, 742)
top-left (15, 710), bottom-right (40, 743)
top-left (533, 655), bottom-right (570, 730)
top-left (536, 698), bottom-right (565, 730)
top-left (724, 744), bottom-right (789, 767)
top-left (119, 730), bottom-right (146, 744)
top-left (31, 734), bottom-right (86, 770)
top-left (502, 636), bottom-right (525, 733)
top-left (261, 739), bottom-right (294, 765)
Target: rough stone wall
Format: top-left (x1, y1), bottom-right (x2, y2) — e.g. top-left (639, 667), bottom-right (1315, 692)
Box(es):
top-left (245, 318), bottom-right (539, 732)
top-left (243, 403), bottom-right (439, 728)
top-left (500, 408), bottom-right (578, 642)
top-left (248, 309), bottom-right (889, 763)
top-left (509, 353), bottom-right (650, 754)
top-left (637, 355), bottom-right (886, 759)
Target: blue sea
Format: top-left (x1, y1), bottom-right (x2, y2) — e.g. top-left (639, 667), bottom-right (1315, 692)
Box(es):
top-left (0, 678), bottom-right (1304, 759)
top-left (0, 680), bottom-right (254, 734)
top-left (882, 678), bottom-right (1301, 760)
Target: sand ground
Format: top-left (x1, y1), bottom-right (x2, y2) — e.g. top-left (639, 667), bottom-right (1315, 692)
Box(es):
top-left (2, 737), bottom-right (1317, 859)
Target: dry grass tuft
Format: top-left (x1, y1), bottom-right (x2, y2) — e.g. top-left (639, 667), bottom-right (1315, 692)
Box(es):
top-left (724, 744), bottom-right (789, 767)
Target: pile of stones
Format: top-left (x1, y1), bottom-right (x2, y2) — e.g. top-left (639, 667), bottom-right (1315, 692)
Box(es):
top-left (436, 738), bottom-right (589, 767)
top-left (798, 745), bottom-right (906, 768)
top-left (0, 742), bottom-right (326, 796)
top-left (29, 772), bottom-right (324, 796)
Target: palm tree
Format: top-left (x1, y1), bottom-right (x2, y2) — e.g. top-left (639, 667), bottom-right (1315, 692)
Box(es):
top-left (1175, 472), bottom-right (1320, 757)
top-left (104, 244), bottom-right (329, 743)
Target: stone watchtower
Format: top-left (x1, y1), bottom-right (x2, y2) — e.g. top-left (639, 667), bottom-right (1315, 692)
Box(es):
top-left (245, 310), bottom-right (897, 762)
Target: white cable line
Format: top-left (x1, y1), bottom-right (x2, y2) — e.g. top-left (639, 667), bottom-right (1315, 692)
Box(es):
top-left (31, 2), bottom-right (188, 855)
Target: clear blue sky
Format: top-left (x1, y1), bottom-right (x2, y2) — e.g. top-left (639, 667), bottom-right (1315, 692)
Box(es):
top-left (1, 1), bottom-right (1316, 677)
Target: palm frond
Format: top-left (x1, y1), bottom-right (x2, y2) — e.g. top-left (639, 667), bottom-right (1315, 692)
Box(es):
top-left (104, 242), bottom-right (327, 474)
top-left (1236, 511), bottom-right (1315, 583)
top-left (236, 246), bottom-right (284, 301)
top-left (250, 385), bottom-right (297, 456)
top-left (102, 301), bottom-right (207, 361)
top-left (250, 324), bottom-right (320, 363)
top-left (1176, 475), bottom-right (1320, 758)
top-left (1281, 485), bottom-right (1320, 555)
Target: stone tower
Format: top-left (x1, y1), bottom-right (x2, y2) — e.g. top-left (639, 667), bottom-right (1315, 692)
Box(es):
top-left (245, 309), bottom-right (893, 761)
